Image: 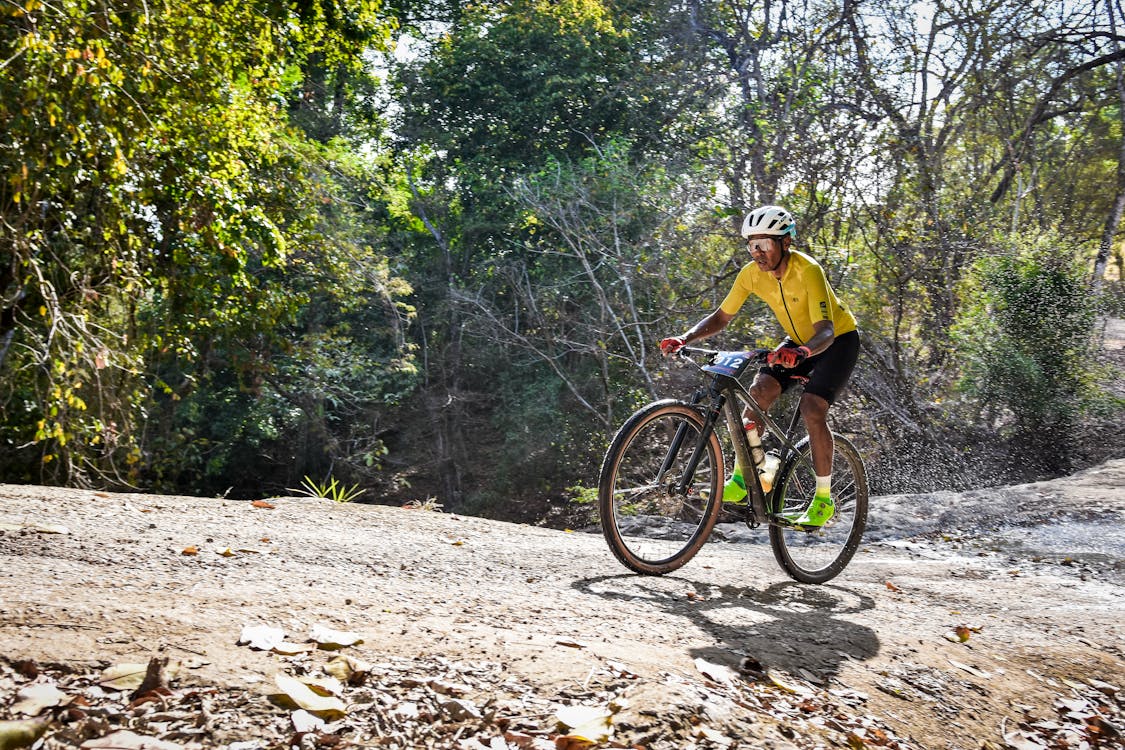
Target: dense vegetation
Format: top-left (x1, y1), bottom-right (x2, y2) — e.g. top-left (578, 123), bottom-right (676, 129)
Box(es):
top-left (3, 0), bottom-right (1123, 518)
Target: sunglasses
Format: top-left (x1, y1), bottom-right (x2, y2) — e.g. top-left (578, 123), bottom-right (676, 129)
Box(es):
top-left (746, 237), bottom-right (778, 254)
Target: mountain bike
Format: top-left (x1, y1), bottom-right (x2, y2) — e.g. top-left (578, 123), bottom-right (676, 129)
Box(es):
top-left (597, 347), bottom-right (868, 583)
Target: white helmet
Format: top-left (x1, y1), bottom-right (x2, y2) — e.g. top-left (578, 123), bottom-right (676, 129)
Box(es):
top-left (741, 205), bottom-right (796, 239)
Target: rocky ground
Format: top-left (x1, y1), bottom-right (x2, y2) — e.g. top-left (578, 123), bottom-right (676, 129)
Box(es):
top-left (1, 455), bottom-right (1123, 750)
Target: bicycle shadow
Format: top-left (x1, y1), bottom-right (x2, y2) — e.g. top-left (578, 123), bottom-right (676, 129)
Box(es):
top-left (573, 574), bottom-right (879, 685)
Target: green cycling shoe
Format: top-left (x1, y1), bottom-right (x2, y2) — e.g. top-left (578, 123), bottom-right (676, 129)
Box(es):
top-left (781, 494), bottom-right (834, 528)
top-left (722, 470), bottom-right (749, 504)
top-left (700, 468), bottom-right (750, 504)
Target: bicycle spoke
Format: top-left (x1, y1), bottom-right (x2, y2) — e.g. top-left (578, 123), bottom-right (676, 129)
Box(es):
top-left (612, 484), bottom-right (661, 498)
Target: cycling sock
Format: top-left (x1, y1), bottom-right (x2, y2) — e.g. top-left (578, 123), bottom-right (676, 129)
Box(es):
top-left (816, 474), bottom-right (832, 499)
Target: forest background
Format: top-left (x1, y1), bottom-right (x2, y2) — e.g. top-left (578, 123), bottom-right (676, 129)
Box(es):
top-left (2, 0), bottom-right (1124, 522)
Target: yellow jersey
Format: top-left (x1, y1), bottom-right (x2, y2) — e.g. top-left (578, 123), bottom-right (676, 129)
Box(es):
top-left (719, 250), bottom-right (857, 345)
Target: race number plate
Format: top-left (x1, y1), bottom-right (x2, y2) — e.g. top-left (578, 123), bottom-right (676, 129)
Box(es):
top-left (701, 351), bottom-right (758, 379)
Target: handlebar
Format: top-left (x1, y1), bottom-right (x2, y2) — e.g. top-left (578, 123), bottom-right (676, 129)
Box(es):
top-left (677, 346), bottom-right (771, 362)
top-left (678, 345), bottom-right (718, 358)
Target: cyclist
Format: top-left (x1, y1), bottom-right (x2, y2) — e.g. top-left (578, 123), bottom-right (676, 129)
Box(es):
top-left (659, 205), bottom-right (859, 528)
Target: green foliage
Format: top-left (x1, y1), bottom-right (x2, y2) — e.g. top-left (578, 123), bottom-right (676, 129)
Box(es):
top-left (566, 485), bottom-right (598, 505)
top-left (2, 0), bottom-right (1122, 510)
top-left (953, 234), bottom-right (1107, 438)
top-left (0, 0), bottom-right (413, 493)
top-left (400, 0), bottom-right (663, 173)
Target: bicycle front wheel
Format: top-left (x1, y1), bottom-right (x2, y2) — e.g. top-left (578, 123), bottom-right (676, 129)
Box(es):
top-left (768, 433), bottom-right (868, 584)
top-left (598, 400), bottom-right (724, 575)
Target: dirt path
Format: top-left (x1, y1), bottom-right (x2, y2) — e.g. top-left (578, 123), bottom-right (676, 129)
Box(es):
top-left (1, 462), bottom-right (1123, 749)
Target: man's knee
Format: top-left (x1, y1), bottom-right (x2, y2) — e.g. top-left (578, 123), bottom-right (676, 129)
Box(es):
top-left (750, 373), bottom-right (781, 401)
top-left (800, 392), bottom-right (830, 422)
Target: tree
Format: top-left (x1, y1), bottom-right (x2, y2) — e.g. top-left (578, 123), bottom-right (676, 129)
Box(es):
top-left (953, 236), bottom-right (1107, 473)
top-left (456, 140), bottom-right (697, 428)
top-left (0, 0), bottom-right (413, 492)
top-left (388, 0), bottom-right (692, 508)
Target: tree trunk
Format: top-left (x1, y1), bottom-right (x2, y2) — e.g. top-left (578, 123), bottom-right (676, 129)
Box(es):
top-left (1094, 0), bottom-right (1125, 292)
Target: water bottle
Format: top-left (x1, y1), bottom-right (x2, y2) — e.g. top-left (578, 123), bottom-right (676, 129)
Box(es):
top-left (744, 419), bottom-right (779, 493)
top-left (759, 452), bottom-right (780, 493)
top-left (743, 419), bottom-right (765, 467)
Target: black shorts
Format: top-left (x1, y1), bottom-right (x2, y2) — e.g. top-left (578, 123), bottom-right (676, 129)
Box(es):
top-left (759, 329), bottom-right (860, 405)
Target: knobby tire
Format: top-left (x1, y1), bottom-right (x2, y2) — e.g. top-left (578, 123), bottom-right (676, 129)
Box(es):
top-left (768, 433), bottom-right (869, 584)
top-left (598, 400), bottom-right (724, 575)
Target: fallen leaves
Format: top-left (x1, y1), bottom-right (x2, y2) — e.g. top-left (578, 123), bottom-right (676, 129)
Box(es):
top-left (80, 729), bottom-right (183, 749)
top-left (323, 655), bottom-right (373, 686)
top-left (272, 674), bottom-right (346, 720)
top-left (178, 509), bottom-right (279, 558)
top-left (238, 622), bottom-right (365, 656)
top-left (0, 648), bottom-right (930, 750)
top-left (555, 638), bottom-right (587, 650)
top-left (1025, 683), bottom-right (1124, 748)
top-left (238, 624), bottom-right (286, 651)
top-left (308, 624), bottom-right (363, 649)
top-left (948, 659), bottom-right (991, 679)
top-left (10, 683), bottom-right (66, 716)
top-left (943, 624), bottom-right (982, 643)
top-left (98, 664), bottom-right (151, 691)
top-left (765, 669), bottom-right (815, 697)
top-left (554, 704), bottom-right (615, 743)
top-left (693, 657), bottom-right (738, 686)
top-left (290, 709), bottom-right (325, 734)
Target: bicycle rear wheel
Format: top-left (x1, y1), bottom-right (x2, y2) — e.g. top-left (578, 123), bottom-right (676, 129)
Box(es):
top-left (768, 433), bottom-right (868, 584)
top-left (598, 400), bottom-right (724, 575)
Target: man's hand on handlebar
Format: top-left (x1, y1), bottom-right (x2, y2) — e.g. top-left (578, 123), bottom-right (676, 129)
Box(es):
top-left (767, 342), bottom-right (811, 369)
top-left (659, 337), bottom-right (686, 356)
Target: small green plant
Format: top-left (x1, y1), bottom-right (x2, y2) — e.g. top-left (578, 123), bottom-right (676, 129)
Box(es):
top-left (567, 485), bottom-right (599, 505)
top-left (291, 475), bottom-right (366, 503)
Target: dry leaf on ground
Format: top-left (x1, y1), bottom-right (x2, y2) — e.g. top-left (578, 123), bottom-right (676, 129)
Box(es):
top-left (273, 674), bottom-right (347, 719)
top-left (309, 624), bottom-right (362, 649)
top-left (238, 624), bottom-right (286, 651)
top-left (323, 655), bottom-right (373, 685)
top-left (80, 729), bottom-right (184, 749)
top-left (694, 657), bottom-right (738, 686)
top-left (554, 704), bottom-right (614, 743)
top-left (290, 709), bottom-right (325, 734)
top-left (10, 683), bottom-right (66, 716)
top-left (766, 669), bottom-right (815, 697)
top-left (99, 664), bottom-right (152, 691)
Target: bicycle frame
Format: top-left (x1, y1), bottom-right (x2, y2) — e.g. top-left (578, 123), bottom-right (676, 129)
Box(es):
top-left (675, 348), bottom-right (814, 528)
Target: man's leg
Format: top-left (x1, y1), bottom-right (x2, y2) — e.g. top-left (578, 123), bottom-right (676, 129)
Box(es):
top-left (799, 392), bottom-right (832, 476)
top-left (722, 373), bottom-right (783, 502)
top-left (786, 391), bottom-right (835, 526)
top-left (749, 372), bottom-right (783, 415)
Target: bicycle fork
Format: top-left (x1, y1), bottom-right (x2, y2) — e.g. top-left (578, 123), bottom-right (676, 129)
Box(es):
top-left (663, 389), bottom-right (720, 497)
